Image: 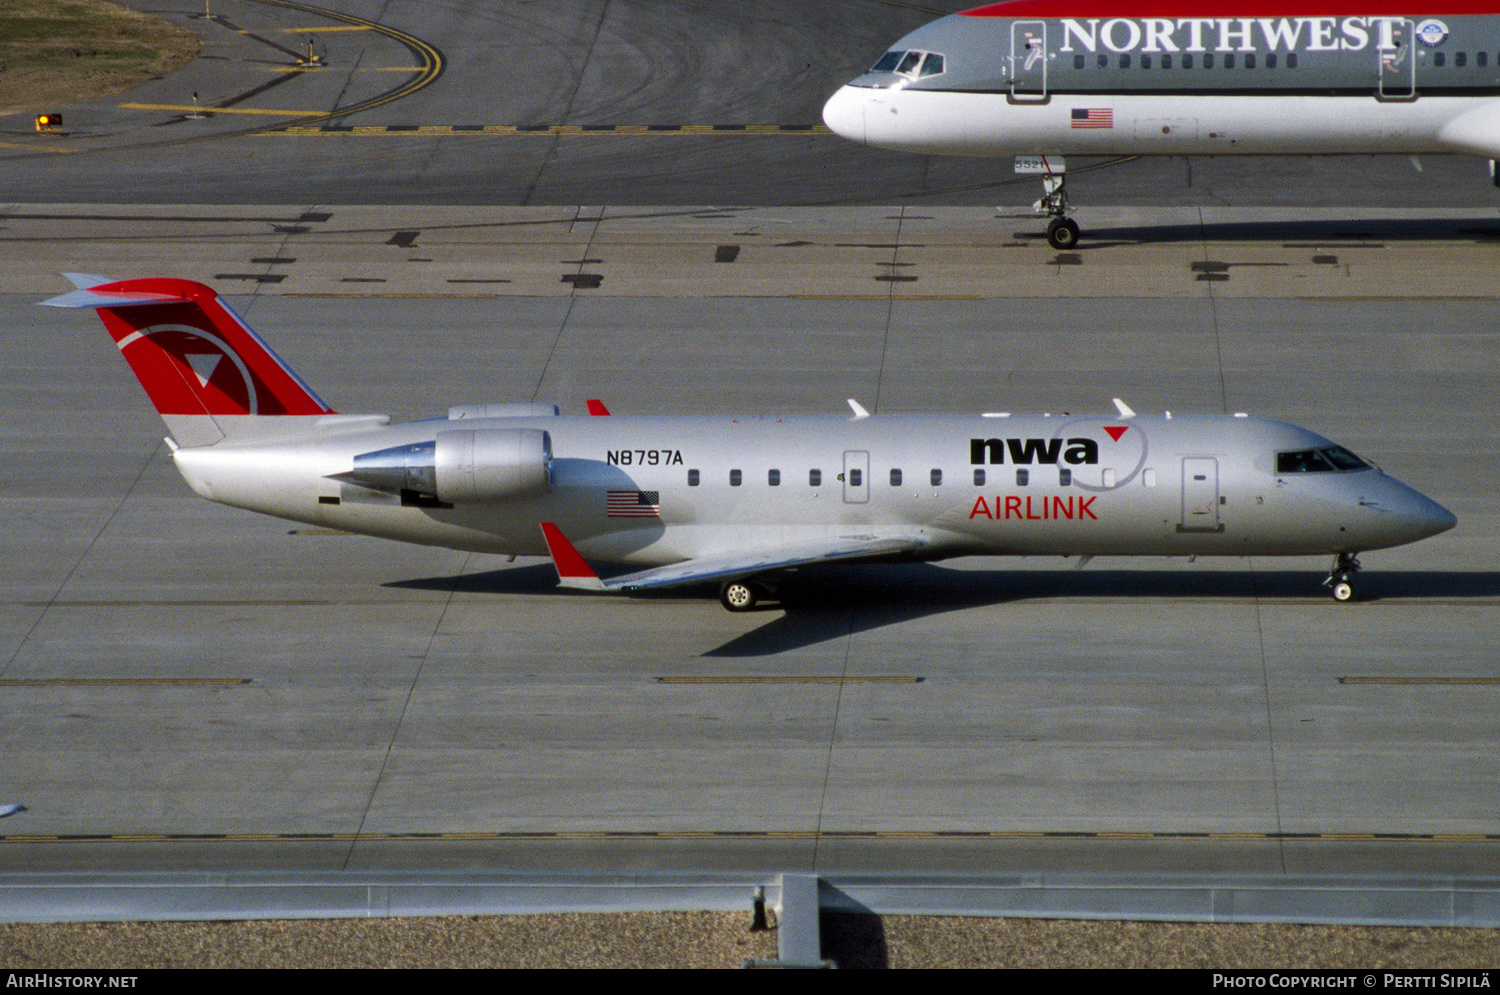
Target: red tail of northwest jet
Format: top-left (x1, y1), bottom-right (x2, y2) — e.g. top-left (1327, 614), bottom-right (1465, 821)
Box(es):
top-left (41, 274), bottom-right (334, 446)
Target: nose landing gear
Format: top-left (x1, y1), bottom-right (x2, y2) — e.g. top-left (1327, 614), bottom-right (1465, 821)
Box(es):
top-left (1324, 552), bottom-right (1362, 602)
top-left (1016, 155), bottom-right (1080, 250)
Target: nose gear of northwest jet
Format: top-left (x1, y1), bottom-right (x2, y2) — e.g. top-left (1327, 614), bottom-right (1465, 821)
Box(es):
top-left (1016, 155), bottom-right (1079, 250)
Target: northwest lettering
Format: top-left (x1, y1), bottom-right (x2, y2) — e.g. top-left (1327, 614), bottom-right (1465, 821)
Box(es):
top-left (1054, 17), bottom-right (1413, 54)
top-left (970, 437), bottom-right (1099, 465)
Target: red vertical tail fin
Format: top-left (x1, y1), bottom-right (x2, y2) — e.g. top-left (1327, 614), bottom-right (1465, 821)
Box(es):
top-left (42, 275), bottom-right (334, 445)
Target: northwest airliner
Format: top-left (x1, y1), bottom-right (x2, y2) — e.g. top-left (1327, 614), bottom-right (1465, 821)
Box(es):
top-left (44, 275), bottom-right (1453, 610)
top-left (822, 1), bottom-right (1500, 246)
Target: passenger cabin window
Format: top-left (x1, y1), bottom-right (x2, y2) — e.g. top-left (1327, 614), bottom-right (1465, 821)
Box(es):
top-left (890, 468), bottom-right (902, 486)
top-left (1059, 468), bottom-right (1072, 486)
top-left (931, 469), bottom-right (942, 486)
top-left (1204, 53), bottom-right (1215, 68)
top-left (1016, 468), bottom-right (1029, 486)
top-left (1141, 55), bottom-right (1152, 69)
top-left (1478, 52), bottom-right (1487, 66)
top-left (849, 468), bottom-right (863, 487)
top-left (1074, 54), bottom-right (1085, 69)
top-left (1183, 54), bottom-right (1194, 68)
top-left (768, 469), bottom-right (780, 486)
top-left (688, 469), bottom-right (699, 486)
top-left (1435, 52), bottom-right (1446, 67)
top-left (1276, 446), bottom-right (1370, 474)
top-left (1267, 53), bottom-right (1277, 69)
top-left (973, 468), bottom-right (986, 486)
top-left (1457, 52), bottom-right (1467, 67)
top-left (1287, 53), bottom-right (1298, 68)
top-left (809, 468), bottom-right (822, 486)
top-left (729, 469), bottom-right (742, 486)
top-left (1245, 53), bottom-right (1256, 68)
top-left (1161, 54), bottom-right (1172, 69)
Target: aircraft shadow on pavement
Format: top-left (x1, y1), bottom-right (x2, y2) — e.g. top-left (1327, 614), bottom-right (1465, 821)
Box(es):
top-left (387, 564), bottom-right (1500, 657)
top-left (1081, 216), bottom-right (1500, 246)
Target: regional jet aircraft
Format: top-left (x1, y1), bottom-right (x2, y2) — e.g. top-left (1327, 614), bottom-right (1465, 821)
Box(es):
top-left (823, 1), bottom-right (1500, 246)
top-left (44, 275), bottom-right (1454, 610)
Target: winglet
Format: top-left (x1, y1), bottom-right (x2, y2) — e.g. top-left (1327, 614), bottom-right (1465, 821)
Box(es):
top-left (1112, 398), bottom-right (1136, 418)
top-left (539, 522), bottom-right (606, 590)
top-left (847, 398), bottom-right (870, 419)
top-left (586, 399), bottom-right (611, 416)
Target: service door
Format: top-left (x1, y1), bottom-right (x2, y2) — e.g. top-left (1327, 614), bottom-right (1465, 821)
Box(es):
top-left (1179, 457), bottom-right (1222, 532)
top-left (843, 450), bottom-right (869, 504)
top-left (1377, 19), bottom-right (1417, 99)
top-left (1010, 21), bottom-right (1048, 100)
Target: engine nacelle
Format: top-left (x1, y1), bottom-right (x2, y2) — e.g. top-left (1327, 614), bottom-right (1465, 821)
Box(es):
top-left (434, 427), bottom-right (552, 502)
top-left (340, 428), bottom-right (552, 503)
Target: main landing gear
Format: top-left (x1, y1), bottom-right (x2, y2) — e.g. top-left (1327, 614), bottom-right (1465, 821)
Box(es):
top-left (1324, 552), bottom-right (1362, 602)
top-left (719, 578), bottom-right (771, 612)
top-left (1016, 155), bottom-right (1079, 250)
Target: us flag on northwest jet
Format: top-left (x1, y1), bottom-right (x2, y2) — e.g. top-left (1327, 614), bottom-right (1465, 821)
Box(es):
top-left (1071, 107), bottom-right (1113, 129)
top-left (607, 490), bottom-right (660, 517)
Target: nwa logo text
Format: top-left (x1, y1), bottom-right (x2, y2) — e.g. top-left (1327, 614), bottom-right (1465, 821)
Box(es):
top-left (969, 430), bottom-right (1125, 466)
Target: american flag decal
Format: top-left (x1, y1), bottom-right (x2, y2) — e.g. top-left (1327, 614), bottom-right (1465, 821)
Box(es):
top-left (1071, 108), bottom-right (1113, 129)
top-left (607, 490), bottom-right (660, 518)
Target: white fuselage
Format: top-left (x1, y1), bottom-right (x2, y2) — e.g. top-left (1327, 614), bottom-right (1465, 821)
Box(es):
top-left (170, 410), bottom-right (1455, 568)
top-left (823, 6), bottom-right (1500, 160)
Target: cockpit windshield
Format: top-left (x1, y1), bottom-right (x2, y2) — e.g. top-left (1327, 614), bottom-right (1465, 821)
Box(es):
top-left (1276, 445), bottom-right (1371, 473)
top-left (868, 50), bottom-right (947, 79)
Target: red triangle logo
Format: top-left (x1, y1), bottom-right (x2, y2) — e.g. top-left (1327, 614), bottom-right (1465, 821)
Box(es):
top-left (1103, 425), bottom-right (1128, 442)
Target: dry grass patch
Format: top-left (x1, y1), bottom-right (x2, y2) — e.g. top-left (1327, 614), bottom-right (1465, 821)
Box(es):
top-left (0, 0), bottom-right (198, 117)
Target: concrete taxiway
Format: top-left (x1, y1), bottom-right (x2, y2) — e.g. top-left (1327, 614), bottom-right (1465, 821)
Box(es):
top-left (2, 0), bottom-right (1499, 944)
top-left (3, 204), bottom-right (1497, 903)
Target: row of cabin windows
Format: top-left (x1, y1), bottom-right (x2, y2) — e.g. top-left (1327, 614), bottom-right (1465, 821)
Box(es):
top-left (1432, 52), bottom-right (1490, 67)
top-left (1073, 51), bottom-right (1494, 71)
top-left (685, 468), bottom-right (1076, 487)
top-left (1073, 52), bottom-right (1299, 70)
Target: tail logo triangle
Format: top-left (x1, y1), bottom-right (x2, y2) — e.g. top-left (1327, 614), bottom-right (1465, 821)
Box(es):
top-left (186, 353), bottom-right (222, 388)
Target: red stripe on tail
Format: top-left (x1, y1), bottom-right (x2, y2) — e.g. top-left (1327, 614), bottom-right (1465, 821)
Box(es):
top-left (74, 278), bottom-right (332, 417)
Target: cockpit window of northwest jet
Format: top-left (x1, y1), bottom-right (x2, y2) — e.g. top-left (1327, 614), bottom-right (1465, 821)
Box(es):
top-left (823, 1), bottom-right (1500, 247)
top-left (44, 275), bottom-right (1454, 611)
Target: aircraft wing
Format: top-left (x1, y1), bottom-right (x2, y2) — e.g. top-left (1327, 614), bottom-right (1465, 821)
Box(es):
top-left (539, 522), bottom-right (926, 592)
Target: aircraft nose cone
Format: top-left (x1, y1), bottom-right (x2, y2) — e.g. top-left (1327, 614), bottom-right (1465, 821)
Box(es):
top-left (822, 86), bottom-right (866, 145)
top-left (1374, 479), bottom-right (1457, 544)
top-left (1416, 495), bottom-right (1458, 538)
